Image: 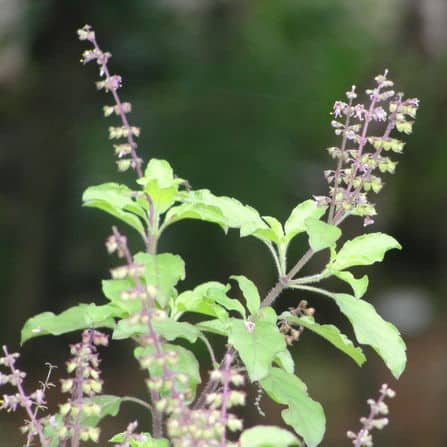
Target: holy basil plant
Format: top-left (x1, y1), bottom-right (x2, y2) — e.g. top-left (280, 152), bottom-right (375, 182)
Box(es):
top-left (1, 24), bottom-right (419, 447)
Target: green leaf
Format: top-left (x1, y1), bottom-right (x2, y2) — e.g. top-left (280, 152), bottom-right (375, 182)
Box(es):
top-left (230, 275), bottom-right (261, 315)
top-left (252, 216), bottom-right (284, 243)
top-left (164, 202), bottom-right (225, 229)
top-left (174, 282), bottom-right (231, 320)
top-left (113, 317), bottom-right (199, 343)
top-left (80, 395), bottom-right (122, 427)
top-left (329, 233), bottom-right (401, 271)
top-left (110, 432), bottom-right (169, 447)
top-left (135, 344), bottom-right (201, 402)
top-left (179, 189), bottom-right (267, 237)
top-left (260, 368), bottom-right (325, 447)
top-left (280, 314), bottom-right (366, 366)
top-left (228, 311), bottom-right (286, 382)
top-left (284, 200), bottom-right (327, 243)
top-left (304, 218), bottom-right (341, 252)
top-left (239, 426), bottom-right (300, 447)
top-left (102, 279), bottom-right (141, 315)
top-left (333, 271), bottom-right (369, 299)
top-left (137, 159), bottom-right (185, 213)
top-left (82, 183), bottom-right (146, 236)
top-left (274, 349), bottom-right (295, 374)
top-left (21, 303), bottom-right (118, 344)
top-left (196, 318), bottom-right (229, 336)
top-left (332, 293), bottom-right (406, 378)
top-left (134, 252), bottom-right (185, 307)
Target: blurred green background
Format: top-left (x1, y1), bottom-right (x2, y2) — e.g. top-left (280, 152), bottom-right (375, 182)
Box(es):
top-left (1, 0), bottom-right (446, 445)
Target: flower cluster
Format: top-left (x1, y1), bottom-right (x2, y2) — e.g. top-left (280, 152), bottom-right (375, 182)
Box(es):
top-left (167, 354), bottom-right (245, 447)
top-left (0, 346), bottom-right (53, 447)
top-left (56, 329), bottom-right (109, 444)
top-left (347, 384), bottom-right (396, 447)
top-left (78, 25), bottom-right (143, 176)
top-left (316, 70), bottom-right (419, 226)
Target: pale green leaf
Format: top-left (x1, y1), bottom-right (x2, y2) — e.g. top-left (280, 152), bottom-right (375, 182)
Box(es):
top-left (260, 368), bottom-right (325, 447)
top-left (82, 183), bottom-right (146, 236)
top-left (174, 282), bottom-right (230, 320)
top-left (230, 275), bottom-right (261, 315)
top-left (284, 200), bottom-right (327, 243)
top-left (164, 202), bottom-right (225, 229)
top-left (134, 252), bottom-right (185, 307)
top-left (196, 318), bottom-right (229, 336)
top-left (274, 349), bottom-right (295, 374)
top-left (21, 303), bottom-right (118, 345)
top-left (329, 233), bottom-right (401, 271)
top-left (252, 216), bottom-right (284, 243)
top-left (239, 426), bottom-right (300, 447)
top-left (304, 217), bottom-right (341, 252)
top-left (332, 293), bottom-right (406, 378)
top-left (280, 314), bottom-right (366, 366)
top-left (333, 271), bottom-right (369, 298)
top-left (228, 312), bottom-right (286, 382)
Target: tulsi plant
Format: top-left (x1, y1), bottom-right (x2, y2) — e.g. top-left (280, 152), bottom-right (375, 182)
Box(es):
top-left (0, 24), bottom-right (420, 447)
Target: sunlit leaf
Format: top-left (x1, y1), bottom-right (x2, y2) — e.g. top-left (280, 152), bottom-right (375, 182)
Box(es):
top-left (304, 217), bottom-right (341, 252)
top-left (333, 271), bottom-right (368, 298)
top-left (230, 275), bottom-right (261, 315)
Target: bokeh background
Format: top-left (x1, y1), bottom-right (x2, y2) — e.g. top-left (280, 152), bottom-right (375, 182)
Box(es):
top-left (1, 0), bottom-right (446, 445)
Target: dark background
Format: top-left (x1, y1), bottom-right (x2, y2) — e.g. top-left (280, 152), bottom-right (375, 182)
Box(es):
top-left (1, 0), bottom-right (446, 445)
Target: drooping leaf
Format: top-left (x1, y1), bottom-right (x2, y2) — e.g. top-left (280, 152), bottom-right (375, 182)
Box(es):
top-left (178, 189), bottom-right (267, 237)
top-left (230, 275), bottom-right (261, 315)
top-left (134, 252), bottom-right (185, 307)
top-left (333, 271), bottom-right (369, 299)
top-left (228, 309), bottom-right (286, 382)
top-left (284, 200), bottom-right (327, 244)
top-left (261, 368), bottom-right (325, 447)
top-left (304, 218), bottom-right (341, 252)
top-left (329, 233), bottom-right (401, 271)
top-left (21, 303), bottom-right (118, 345)
top-left (239, 426), bottom-right (300, 447)
top-left (135, 344), bottom-right (201, 402)
top-left (279, 314), bottom-right (366, 366)
top-left (332, 293), bottom-right (406, 378)
top-left (82, 183), bottom-right (146, 236)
